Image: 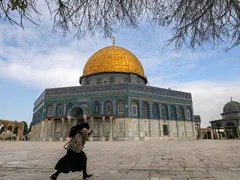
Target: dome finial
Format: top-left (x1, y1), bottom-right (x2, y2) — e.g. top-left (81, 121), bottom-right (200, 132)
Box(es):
top-left (112, 37), bottom-right (115, 46)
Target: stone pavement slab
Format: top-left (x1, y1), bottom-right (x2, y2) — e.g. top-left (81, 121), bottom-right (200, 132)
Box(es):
top-left (0, 140), bottom-right (240, 180)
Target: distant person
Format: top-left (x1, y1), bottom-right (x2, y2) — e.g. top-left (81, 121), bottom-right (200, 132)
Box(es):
top-left (50, 122), bottom-right (93, 180)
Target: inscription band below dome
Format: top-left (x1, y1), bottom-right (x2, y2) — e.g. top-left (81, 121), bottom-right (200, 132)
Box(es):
top-left (81, 46), bottom-right (147, 83)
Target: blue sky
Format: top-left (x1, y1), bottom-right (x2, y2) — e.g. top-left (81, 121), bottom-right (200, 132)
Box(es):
top-left (0, 5), bottom-right (240, 128)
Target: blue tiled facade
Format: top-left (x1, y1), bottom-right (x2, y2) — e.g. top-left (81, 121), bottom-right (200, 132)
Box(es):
top-left (32, 83), bottom-right (193, 126)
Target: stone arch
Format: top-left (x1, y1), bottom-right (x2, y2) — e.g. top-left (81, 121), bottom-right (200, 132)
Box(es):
top-left (0, 120), bottom-right (24, 141)
top-left (67, 104), bottom-right (86, 119)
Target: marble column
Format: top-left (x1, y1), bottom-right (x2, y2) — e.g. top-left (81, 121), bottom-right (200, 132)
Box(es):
top-left (12, 125), bottom-right (15, 141)
top-left (5, 124), bottom-right (8, 132)
top-left (176, 106), bottom-right (179, 137)
top-left (213, 129), bottom-right (216, 139)
top-left (12, 125), bottom-right (15, 134)
top-left (50, 118), bottom-right (55, 141)
top-left (223, 127), bottom-right (227, 139)
top-left (167, 105), bottom-right (172, 137)
top-left (43, 119), bottom-right (48, 141)
top-left (60, 118), bottom-right (65, 141)
top-left (102, 117), bottom-right (105, 141)
top-left (159, 105), bottom-right (162, 137)
top-left (237, 126), bottom-right (240, 139)
top-left (184, 120), bottom-right (187, 138)
top-left (48, 120), bottom-right (52, 141)
top-left (216, 129), bottom-right (219, 139)
top-left (109, 116), bottom-right (113, 141)
top-left (192, 121), bottom-right (196, 137)
top-left (67, 116), bottom-right (72, 138)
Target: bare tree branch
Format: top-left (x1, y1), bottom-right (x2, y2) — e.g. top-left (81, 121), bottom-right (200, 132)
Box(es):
top-left (1, 0), bottom-right (239, 50)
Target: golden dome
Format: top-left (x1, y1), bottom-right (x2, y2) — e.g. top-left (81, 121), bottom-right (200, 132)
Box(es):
top-left (82, 46), bottom-right (147, 82)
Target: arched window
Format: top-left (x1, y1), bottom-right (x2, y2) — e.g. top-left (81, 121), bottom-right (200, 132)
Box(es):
top-left (96, 78), bottom-right (101, 84)
top-left (131, 100), bottom-right (138, 117)
top-left (118, 100), bottom-right (124, 115)
top-left (178, 106), bottom-right (185, 120)
top-left (186, 107), bottom-right (192, 120)
top-left (142, 102), bottom-right (149, 118)
top-left (47, 105), bottom-right (53, 116)
top-left (106, 102), bottom-right (112, 114)
top-left (153, 103), bottom-right (159, 119)
top-left (161, 104), bottom-right (168, 119)
top-left (226, 122), bottom-right (235, 126)
top-left (216, 123), bottom-right (221, 127)
top-left (170, 105), bottom-right (177, 120)
top-left (8, 125), bottom-right (12, 131)
top-left (94, 102), bottom-right (100, 114)
top-left (57, 104), bottom-right (63, 116)
top-left (14, 127), bottom-right (18, 134)
top-left (66, 103), bottom-right (73, 115)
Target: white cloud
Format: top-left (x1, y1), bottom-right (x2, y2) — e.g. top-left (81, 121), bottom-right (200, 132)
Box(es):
top-left (0, 46), bottom-right (88, 88)
top-left (0, 12), bottom-right (239, 130)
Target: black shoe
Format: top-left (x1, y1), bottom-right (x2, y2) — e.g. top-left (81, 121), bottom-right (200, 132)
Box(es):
top-left (83, 174), bottom-right (93, 179)
top-left (50, 174), bottom-right (57, 180)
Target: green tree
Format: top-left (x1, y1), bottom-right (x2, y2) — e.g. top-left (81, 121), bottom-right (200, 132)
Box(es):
top-left (0, 0), bottom-right (239, 49)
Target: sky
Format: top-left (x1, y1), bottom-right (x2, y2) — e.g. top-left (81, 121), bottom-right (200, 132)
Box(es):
top-left (0, 4), bottom-right (240, 128)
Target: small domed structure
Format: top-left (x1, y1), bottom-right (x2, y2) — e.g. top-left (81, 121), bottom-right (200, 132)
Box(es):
top-left (210, 99), bottom-right (240, 139)
top-left (223, 101), bottom-right (240, 113)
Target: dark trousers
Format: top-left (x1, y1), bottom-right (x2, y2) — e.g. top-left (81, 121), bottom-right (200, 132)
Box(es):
top-left (55, 149), bottom-right (87, 174)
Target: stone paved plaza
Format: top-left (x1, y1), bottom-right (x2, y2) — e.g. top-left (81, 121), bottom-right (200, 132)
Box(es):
top-left (0, 140), bottom-right (240, 180)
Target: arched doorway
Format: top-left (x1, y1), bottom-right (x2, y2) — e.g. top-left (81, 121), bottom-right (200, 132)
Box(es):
top-left (207, 131), bottom-right (211, 139)
top-left (8, 125), bottom-right (12, 131)
top-left (14, 127), bottom-right (19, 135)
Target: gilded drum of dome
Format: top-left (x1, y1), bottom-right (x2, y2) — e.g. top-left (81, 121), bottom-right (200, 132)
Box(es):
top-left (82, 46), bottom-right (146, 79)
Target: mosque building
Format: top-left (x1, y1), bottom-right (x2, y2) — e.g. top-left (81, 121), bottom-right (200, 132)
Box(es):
top-left (30, 42), bottom-right (195, 141)
top-left (210, 99), bottom-right (240, 139)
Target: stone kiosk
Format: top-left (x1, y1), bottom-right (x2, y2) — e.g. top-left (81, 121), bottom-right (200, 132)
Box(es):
top-left (30, 43), bottom-right (195, 141)
top-left (210, 100), bottom-right (240, 139)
